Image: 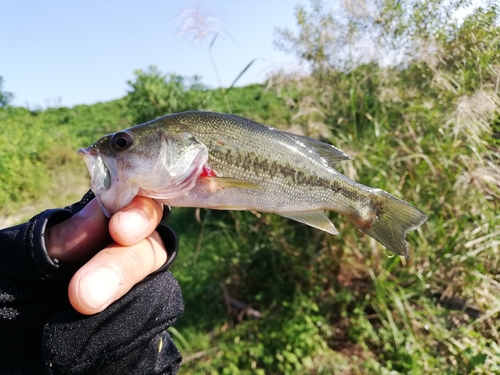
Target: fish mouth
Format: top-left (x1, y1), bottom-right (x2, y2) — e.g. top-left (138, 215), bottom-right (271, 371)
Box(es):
top-left (78, 146), bottom-right (111, 192)
top-left (78, 146), bottom-right (135, 218)
top-left (77, 146), bottom-right (97, 158)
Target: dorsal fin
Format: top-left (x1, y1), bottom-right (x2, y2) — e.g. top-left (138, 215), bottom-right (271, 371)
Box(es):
top-left (281, 132), bottom-right (353, 166)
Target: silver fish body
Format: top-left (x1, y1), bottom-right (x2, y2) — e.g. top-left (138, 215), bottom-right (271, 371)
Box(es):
top-left (78, 111), bottom-right (427, 257)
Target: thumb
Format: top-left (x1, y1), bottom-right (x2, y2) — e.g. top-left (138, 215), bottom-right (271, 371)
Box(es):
top-left (45, 199), bottom-right (111, 265)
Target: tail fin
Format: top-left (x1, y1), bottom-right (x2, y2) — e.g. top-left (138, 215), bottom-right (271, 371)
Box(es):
top-left (358, 190), bottom-right (427, 258)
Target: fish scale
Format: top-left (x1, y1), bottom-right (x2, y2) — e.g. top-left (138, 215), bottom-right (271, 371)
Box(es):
top-left (203, 131), bottom-right (372, 213)
top-left (78, 111), bottom-right (427, 257)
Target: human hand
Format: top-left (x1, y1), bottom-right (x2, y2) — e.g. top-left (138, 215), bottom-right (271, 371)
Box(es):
top-left (45, 196), bottom-right (167, 315)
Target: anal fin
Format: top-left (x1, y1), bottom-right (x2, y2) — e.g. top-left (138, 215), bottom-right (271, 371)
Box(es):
top-left (280, 211), bottom-right (338, 235)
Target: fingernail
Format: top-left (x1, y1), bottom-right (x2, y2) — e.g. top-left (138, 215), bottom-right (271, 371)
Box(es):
top-left (115, 208), bottom-right (149, 243)
top-left (76, 200), bottom-right (101, 219)
top-left (79, 266), bottom-right (122, 310)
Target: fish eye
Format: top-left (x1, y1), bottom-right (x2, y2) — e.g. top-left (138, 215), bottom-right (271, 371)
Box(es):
top-left (111, 132), bottom-right (134, 151)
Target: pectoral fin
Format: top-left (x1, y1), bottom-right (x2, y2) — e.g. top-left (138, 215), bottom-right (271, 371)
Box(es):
top-left (205, 177), bottom-right (261, 189)
top-left (280, 211), bottom-right (339, 235)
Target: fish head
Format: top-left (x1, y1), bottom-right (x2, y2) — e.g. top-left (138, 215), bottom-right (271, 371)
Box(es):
top-left (78, 125), bottom-right (209, 217)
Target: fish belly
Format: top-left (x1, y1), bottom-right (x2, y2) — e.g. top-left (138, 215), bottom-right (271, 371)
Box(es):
top-left (157, 177), bottom-right (330, 213)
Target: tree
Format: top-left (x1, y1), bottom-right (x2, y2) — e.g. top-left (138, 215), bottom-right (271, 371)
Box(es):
top-left (0, 76), bottom-right (13, 108)
top-left (272, 0), bottom-right (500, 139)
top-left (126, 66), bottom-right (209, 124)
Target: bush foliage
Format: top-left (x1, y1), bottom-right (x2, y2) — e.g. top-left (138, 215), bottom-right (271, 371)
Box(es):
top-left (1, 0), bottom-right (500, 373)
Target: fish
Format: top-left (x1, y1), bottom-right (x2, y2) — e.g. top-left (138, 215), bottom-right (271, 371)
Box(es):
top-left (78, 111), bottom-right (427, 257)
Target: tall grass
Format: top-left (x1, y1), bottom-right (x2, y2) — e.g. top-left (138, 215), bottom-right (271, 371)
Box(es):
top-left (0, 100), bottom-right (127, 215)
top-left (167, 76), bottom-right (500, 373)
top-left (1, 1), bottom-right (499, 373)
top-left (169, 2), bottom-right (500, 373)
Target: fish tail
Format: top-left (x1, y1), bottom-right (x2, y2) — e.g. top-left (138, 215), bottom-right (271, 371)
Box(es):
top-left (356, 190), bottom-right (427, 257)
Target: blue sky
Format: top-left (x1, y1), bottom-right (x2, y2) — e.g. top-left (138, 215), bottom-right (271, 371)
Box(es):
top-left (1, 1), bottom-right (304, 108)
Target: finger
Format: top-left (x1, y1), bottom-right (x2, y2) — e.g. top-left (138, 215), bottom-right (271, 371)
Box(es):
top-left (68, 231), bottom-right (167, 315)
top-left (45, 199), bottom-right (110, 265)
top-left (109, 196), bottom-right (163, 246)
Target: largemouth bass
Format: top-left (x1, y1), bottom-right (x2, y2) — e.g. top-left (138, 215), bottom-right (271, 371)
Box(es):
top-left (78, 111), bottom-right (427, 257)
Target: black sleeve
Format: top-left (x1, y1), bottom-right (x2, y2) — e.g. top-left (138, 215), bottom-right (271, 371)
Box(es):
top-left (0, 191), bottom-right (184, 375)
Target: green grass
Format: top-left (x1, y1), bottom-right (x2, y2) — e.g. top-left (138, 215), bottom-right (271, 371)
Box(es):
top-left (1, 3), bottom-right (500, 370)
top-left (2, 75), bottom-right (499, 372)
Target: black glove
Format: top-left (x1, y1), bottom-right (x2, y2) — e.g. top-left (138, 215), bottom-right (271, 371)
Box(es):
top-left (0, 192), bottom-right (184, 375)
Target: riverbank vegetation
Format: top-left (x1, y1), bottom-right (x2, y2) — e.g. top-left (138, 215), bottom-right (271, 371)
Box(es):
top-left (1, 0), bottom-right (499, 373)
